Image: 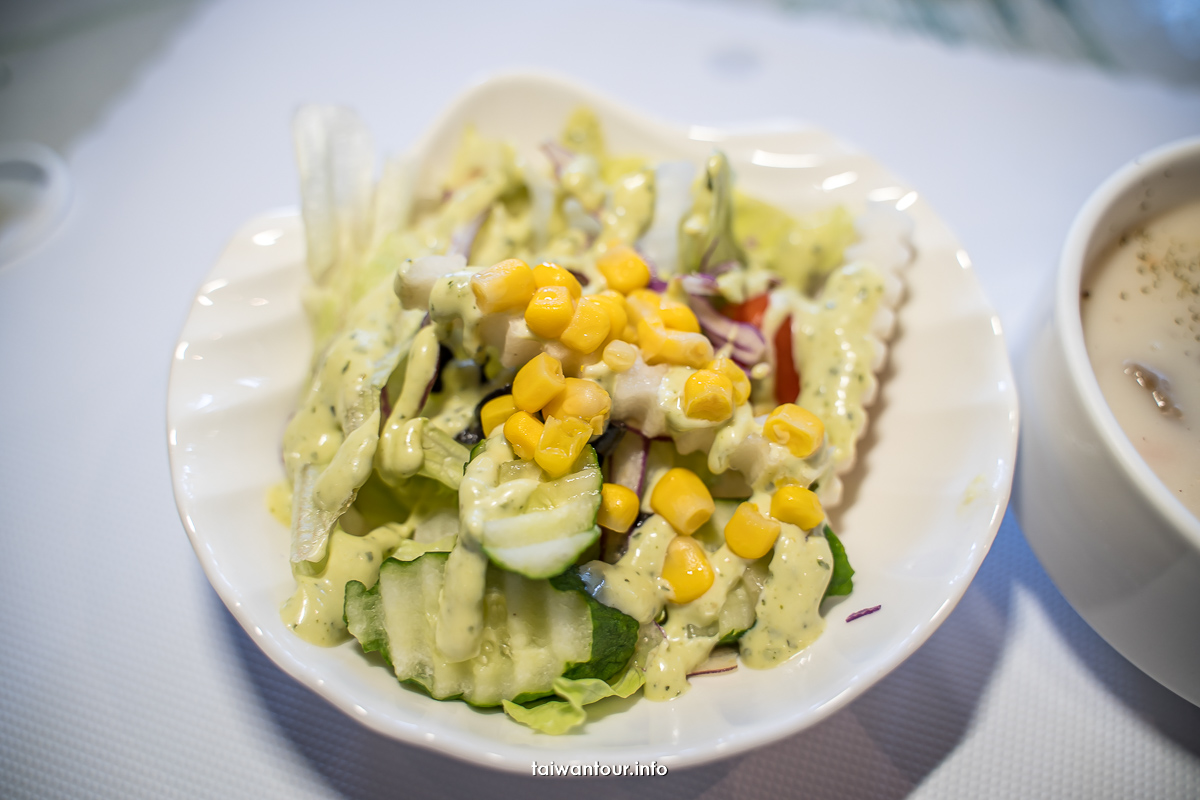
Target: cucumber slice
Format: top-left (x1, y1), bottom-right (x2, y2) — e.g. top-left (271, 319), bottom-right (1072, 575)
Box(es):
top-left (344, 554), bottom-right (637, 706)
top-left (464, 436), bottom-right (603, 578)
top-left (717, 555), bottom-right (769, 642)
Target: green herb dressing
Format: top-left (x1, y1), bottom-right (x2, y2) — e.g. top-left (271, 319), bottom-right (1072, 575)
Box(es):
top-left (793, 263), bottom-right (887, 469)
top-left (282, 522), bottom-right (409, 645)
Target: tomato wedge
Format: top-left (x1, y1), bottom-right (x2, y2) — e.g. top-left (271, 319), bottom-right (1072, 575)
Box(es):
top-left (773, 315), bottom-right (800, 404)
top-left (723, 293), bottom-right (769, 329)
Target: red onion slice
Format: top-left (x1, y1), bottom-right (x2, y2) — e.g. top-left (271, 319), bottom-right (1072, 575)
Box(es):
top-left (539, 140), bottom-right (575, 179)
top-left (680, 273), bottom-right (720, 296)
top-left (447, 211), bottom-right (486, 259)
top-left (687, 647), bottom-right (739, 677)
top-left (689, 296), bottom-right (767, 366)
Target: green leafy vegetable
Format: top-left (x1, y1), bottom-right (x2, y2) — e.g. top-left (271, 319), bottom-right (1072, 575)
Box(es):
top-left (551, 569), bottom-right (639, 682)
top-left (822, 525), bottom-right (855, 600)
top-left (502, 665), bottom-right (645, 735)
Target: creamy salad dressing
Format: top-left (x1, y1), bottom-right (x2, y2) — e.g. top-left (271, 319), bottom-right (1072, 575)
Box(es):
top-left (377, 325), bottom-right (440, 481)
top-left (579, 515), bottom-right (675, 624)
top-left (437, 435), bottom-right (512, 660)
top-left (740, 519), bottom-right (833, 669)
top-left (1081, 199), bottom-right (1200, 519)
top-left (643, 544), bottom-right (749, 700)
top-left (793, 263), bottom-right (887, 471)
top-left (283, 523), bottom-right (409, 645)
top-left (283, 278), bottom-right (427, 563)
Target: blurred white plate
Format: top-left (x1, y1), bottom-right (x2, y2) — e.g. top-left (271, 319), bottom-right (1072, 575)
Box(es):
top-left (167, 73), bottom-right (1017, 772)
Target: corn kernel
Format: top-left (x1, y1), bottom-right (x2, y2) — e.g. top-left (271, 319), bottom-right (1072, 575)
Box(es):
top-left (598, 483), bottom-right (640, 533)
top-left (535, 415), bottom-right (593, 478)
top-left (708, 358), bottom-right (751, 405)
top-left (724, 502), bottom-right (781, 559)
top-left (661, 536), bottom-right (715, 604)
top-left (524, 285), bottom-right (575, 339)
top-left (771, 485), bottom-right (824, 530)
top-left (470, 258), bottom-right (535, 314)
top-left (602, 340), bottom-right (638, 372)
top-left (532, 262), bottom-right (582, 299)
top-left (480, 394), bottom-right (517, 437)
top-left (659, 302), bottom-right (700, 334)
top-left (638, 318), bottom-right (714, 368)
top-left (513, 352), bottom-right (566, 413)
top-left (542, 377), bottom-right (611, 431)
top-left (596, 244), bottom-right (651, 294)
top-left (504, 411), bottom-right (544, 461)
top-left (650, 468), bottom-right (714, 535)
top-left (559, 297), bottom-right (611, 354)
top-left (624, 289), bottom-right (662, 325)
top-left (592, 290), bottom-right (629, 343)
top-left (683, 369), bottom-right (734, 422)
top-left (763, 403), bottom-right (825, 458)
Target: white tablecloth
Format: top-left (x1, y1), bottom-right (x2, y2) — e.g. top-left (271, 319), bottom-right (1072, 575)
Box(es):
top-left (2, 1), bottom-right (1198, 797)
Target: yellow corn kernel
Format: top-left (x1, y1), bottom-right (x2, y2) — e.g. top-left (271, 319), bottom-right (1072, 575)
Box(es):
top-left (650, 468), bottom-right (715, 535)
top-left (683, 369), bottom-right (734, 423)
top-left (661, 536), bottom-right (715, 604)
top-left (596, 244), bottom-right (651, 294)
top-left (624, 288), bottom-right (662, 325)
top-left (559, 297), bottom-right (611, 354)
top-left (724, 502), bottom-right (781, 559)
top-left (480, 394), bottom-right (517, 437)
top-left (470, 258), bottom-right (536, 314)
top-left (707, 358), bottom-right (751, 405)
top-left (763, 403), bottom-right (825, 458)
top-left (542, 377), bottom-right (611, 435)
top-left (659, 302), bottom-right (700, 334)
top-left (638, 318), bottom-right (714, 369)
top-left (771, 485), bottom-right (824, 530)
top-left (592, 290), bottom-right (629, 343)
top-left (602, 340), bottom-right (638, 372)
top-left (598, 483), bottom-right (640, 533)
top-left (532, 262), bottom-right (582, 299)
top-left (524, 285), bottom-right (575, 339)
top-left (504, 411), bottom-right (544, 461)
top-left (534, 415), bottom-right (592, 478)
top-left (513, 352), bottom-right (566, 413)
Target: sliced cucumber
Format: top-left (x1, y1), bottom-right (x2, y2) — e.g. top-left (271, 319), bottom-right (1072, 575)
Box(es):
top-left (464, 435), bottom-right (603, 579)
top-left (344, 554), bottom-right (637, 706)
top-left (717, 555), bottom-right (769, 642)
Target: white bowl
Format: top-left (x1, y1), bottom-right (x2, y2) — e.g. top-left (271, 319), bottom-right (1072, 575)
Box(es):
top-left (1018, 136), bottom-right (1200, 706)
top-left (167, 72), bottom-right (1018, 771)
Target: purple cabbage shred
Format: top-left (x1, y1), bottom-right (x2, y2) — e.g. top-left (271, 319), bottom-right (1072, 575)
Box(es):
top-left (845, 605), bottom-right (882, 623)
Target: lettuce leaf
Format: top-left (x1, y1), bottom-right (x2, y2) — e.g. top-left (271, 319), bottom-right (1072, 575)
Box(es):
top-left (822, 525), bottom-right (855, 599)
top-left (501, 665), bottom-right (645, 735)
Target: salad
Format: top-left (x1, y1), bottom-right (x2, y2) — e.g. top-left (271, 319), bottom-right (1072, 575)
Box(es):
top-left (268, 105), bottom-right (911, 733)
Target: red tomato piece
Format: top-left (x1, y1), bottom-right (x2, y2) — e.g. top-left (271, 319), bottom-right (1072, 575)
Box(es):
top-left (723, 293), bottom-right (769, 329)
top-left (773, 315), bottom-right (800, 404)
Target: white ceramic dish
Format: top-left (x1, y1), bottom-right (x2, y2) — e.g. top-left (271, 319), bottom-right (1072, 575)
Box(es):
top-left (167, 73), bottom-right (1018, 771)
top-left (1018, 136), bottom-right (1200, 706)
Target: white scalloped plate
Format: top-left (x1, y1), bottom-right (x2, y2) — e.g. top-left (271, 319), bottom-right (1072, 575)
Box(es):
top-left (167, 73), bottom-right (1018, 772)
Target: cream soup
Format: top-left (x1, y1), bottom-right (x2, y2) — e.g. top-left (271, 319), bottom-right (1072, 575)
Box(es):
top-left (1081, 198), bottom-right (1200, 520)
